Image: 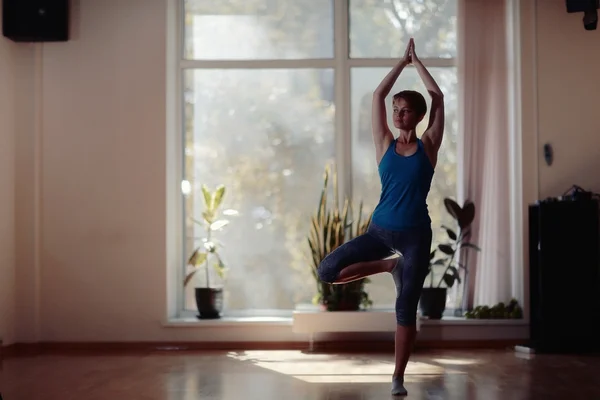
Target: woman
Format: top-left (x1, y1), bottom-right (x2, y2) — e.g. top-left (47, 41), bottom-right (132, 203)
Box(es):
top-left (317, 38), bottom-right (445, 397)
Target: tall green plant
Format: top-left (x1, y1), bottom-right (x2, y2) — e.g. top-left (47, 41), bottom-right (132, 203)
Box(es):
top-left (307, 163), bottom-right (373, 310)
top-left (184, 184), bottom-right (232, 288)
top-left (427, 198), bottom-right (481, 289)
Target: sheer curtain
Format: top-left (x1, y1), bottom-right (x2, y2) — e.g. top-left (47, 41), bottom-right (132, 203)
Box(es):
top-left (457, 0), bottom-right (518, 308)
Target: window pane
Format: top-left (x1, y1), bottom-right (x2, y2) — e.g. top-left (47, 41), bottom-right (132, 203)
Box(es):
top-left (184, 0), bottom-right (334, 60)
top-left (183, 69), bottom-right (335, 311)
top-left (350, 67), bottom-right (458, 307)
top-left (349, 0), bottom-right (457, 59)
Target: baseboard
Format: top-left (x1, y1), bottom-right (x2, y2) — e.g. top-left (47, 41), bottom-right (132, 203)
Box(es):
top-left (1, 343), bottom-right (19, 358)
top-left (1, 338), bottom-right (524, 357)
top-left (2, 341), bottom-right (306, 356)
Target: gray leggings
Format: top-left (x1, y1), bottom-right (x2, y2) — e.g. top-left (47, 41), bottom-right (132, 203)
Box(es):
top-left (317, 222), bottom-right (432, 326)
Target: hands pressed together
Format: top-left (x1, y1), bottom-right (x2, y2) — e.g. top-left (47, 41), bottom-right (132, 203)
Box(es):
top-left (401, 38), bottom-right (420, 66)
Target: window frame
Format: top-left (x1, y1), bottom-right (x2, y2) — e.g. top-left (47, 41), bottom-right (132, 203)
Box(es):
top-left (173, 0), bottom-right (458, 318)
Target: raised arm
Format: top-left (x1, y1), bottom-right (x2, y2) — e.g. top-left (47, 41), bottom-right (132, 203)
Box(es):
top-left (372, 39), bottom-right (413, 163)
top-left (411, 44), bottom-right (445, 155)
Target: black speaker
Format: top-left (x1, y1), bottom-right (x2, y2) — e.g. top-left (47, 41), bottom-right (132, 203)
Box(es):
top-left (528, 198), bottom-right (600, 354)
top-left (566, 0), bottom-right (599, 13)
top-left (2, 0), bottom-right (69, 42)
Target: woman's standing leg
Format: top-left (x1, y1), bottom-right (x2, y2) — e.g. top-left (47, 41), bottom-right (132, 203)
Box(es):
top-left (390, 226), bottom-right (433, 396)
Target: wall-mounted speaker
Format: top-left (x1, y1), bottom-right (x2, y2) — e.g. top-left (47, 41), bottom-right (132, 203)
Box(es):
top-left (2, 0), bottom-right (70, 42)
top-left (566, 0), bottom-right (600, 13)
top-left (566, 0), bottom-right (600, 30)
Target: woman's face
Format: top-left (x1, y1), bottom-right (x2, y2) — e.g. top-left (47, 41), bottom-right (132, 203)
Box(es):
top-left (392, 98), bottom-right (422, 130)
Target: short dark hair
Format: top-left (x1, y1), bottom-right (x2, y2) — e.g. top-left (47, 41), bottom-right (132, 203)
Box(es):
top-left (392, 90), bottom-right (427, 117)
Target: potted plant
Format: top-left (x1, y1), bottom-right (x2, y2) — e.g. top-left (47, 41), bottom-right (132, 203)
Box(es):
top-left (184, 184), bottom-right (233, 319)
top-left (465, 298), bottom-right (523, 319)
top-left (307, 163), bottom-right (373, 311)
top-left (420, 198), bottom-right (480, 319)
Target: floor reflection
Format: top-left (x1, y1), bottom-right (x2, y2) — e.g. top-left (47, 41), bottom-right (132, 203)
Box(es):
top-left (1, 348), bottom-right (599, 399)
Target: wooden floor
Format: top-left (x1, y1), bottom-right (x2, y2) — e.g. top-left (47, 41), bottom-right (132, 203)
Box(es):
top-left (1, 348), bottom-right (599, 399)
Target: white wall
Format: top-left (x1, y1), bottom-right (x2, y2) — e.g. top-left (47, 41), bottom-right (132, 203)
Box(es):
top-left (535, 2), bottom-right (600, 198)
top-left (6, 0), bottom-right (598, 344)
top-left (0, 13), bottom-right (16, 345)
top-left (520, 0), bottom-right (600, 203)
top-left (13, 43), bottom-right (37, 344)
top-left (34, 0), bottom-right (171, 341)
top-left (518, 1), bottom-right (600, 318)
top-left (8, 0), bottom-right (301, 344)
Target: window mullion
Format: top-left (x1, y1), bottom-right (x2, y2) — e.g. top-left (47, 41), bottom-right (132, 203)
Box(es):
top-left (333, 0), bottom-right (352, 203)
top-left (174, 0), bottom-right (185, 317)
top-left (348, 58), bottom-right (455, 68)
top-left (180, 59), bottom-right (336, 69)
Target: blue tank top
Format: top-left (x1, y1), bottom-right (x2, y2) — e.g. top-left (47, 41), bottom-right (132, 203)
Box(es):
top-left (371, 138), bottom-right (434, 231)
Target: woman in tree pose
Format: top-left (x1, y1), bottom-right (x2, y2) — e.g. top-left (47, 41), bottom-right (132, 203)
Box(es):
top-left (317, 38), bottom-right (444, 397)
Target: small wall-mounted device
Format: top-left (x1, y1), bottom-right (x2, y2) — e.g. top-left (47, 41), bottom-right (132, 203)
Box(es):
top-left (566, 0), bottom-right (600, 30)
top-left (543, 143), bottom-right (554, 166)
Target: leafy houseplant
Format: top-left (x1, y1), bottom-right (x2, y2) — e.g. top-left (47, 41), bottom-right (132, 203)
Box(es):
top-left (465, 298), bottom-right (523, 319)
top-left (307, 163), bottom-right (373, 311)
top-left (420, 198), bottom-right (480, 319)
top-left (184, 184), bottom-right (232, 319)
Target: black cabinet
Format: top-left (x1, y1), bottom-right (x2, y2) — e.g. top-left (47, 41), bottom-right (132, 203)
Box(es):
top-left (529, 198), bottom-right (600, 353)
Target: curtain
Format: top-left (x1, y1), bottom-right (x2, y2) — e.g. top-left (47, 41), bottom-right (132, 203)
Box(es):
top-left (457, 0), bottom-right (517, 308)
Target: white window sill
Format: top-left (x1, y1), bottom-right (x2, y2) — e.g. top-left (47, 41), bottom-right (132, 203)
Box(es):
top-left (419, 316), bottom-right (528, 326)
top-left (163, 313), bottom-right (527, 328)
top-left (163, 316), bottom-right (293, 327)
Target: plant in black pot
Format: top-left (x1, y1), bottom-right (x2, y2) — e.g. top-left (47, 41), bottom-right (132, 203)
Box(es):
top-left (307, 163), bottom-right (373, 311)
top-left (184, 184), bottom-right (235, 319)
top-left (419, 198), bottom-right (480, 319)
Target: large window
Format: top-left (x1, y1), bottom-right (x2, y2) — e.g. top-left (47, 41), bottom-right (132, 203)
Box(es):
top-left (180, 0), bottom-right (458, 313)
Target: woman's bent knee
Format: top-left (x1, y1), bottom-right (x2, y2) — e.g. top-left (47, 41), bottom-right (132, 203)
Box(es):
top-left (317, 255), bottom-right (339, 284)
